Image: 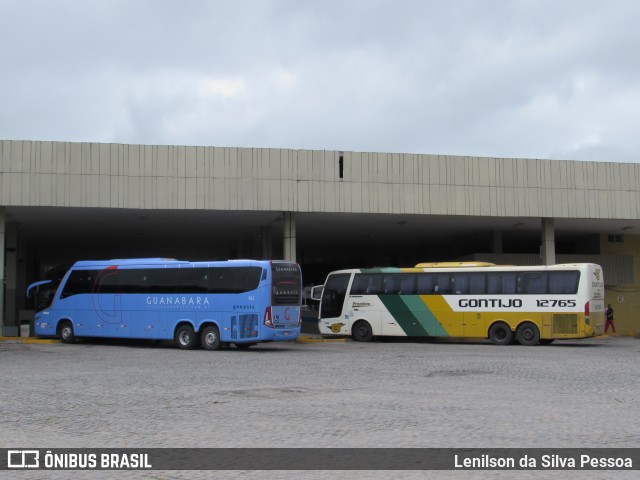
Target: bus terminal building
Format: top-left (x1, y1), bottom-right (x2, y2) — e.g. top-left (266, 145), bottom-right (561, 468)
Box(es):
top-left (1, 140), bottom-right (639, 335)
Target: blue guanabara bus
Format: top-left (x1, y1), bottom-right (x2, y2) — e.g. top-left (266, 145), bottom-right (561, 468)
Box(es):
top-left (28, 258), bottom-right (302, 350)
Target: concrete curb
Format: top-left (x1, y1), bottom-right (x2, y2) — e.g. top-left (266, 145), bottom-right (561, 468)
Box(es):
top-left (0, 336), bottom-right (60, 344)
top-left (296, 334), bottom-right (347, 344)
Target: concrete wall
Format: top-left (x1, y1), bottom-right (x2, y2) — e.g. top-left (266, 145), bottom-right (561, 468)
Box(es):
top-left (601, 234), bottom-right (640, 334)
top-left (2, 140), bottom-right (640, 219)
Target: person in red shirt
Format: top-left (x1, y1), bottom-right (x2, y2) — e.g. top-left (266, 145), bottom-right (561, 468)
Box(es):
top-left (605, 304), bottom-right (616, 333)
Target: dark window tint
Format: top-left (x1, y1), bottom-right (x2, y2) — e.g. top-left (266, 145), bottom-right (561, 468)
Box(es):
top-left (416, 274), bottom-right (433, 294)
top-left (518, 272), bottom-right (548, 294)
top-left (469, 273), bottom-right (486, 294)
top-left (548, 271), bottom-right (579, 294)
top-left (320, 273), bottom-right (351, 319)
top-left (451, 273), bottom-right (469, 294)
top-left (210, 266), bottom-right (262, 294)
top-left (61, 265), bottom-right (264, 297)
top-left (487, 273), bottom-right (518, 294)
top-left (431, 273), bottom-right (451, 294)
top-left (351, 274), bottom-right (384, 295)
top-left (60, 270), bottom-right (98, 298)
top-left (147, 269), bottom-right (177, 294)
top-left (95, 268), bottom-right (119, 294)
top-left (118, 269), bottom-right (148, 294)
top-left (175, 268), bottom-right (209, 294)
top-left (398, 275), bottom-right (416, 294)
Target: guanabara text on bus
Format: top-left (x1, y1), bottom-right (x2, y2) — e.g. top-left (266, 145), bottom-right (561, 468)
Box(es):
top-left (27, 258), bottom-right (303, 350)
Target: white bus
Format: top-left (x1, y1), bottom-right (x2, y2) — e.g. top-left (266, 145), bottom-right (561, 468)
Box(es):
top-left (311, 263), bottom-right (605, 345)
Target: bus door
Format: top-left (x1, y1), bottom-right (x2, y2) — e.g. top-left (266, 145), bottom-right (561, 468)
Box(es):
top-left (319, 273), bottom-right (352, 334)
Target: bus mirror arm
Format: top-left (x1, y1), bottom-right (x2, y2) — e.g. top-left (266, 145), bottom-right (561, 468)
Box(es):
top-left (310, 285), bottom-right (324, 301)
top-left (26, 280), bottom-right (52, 299)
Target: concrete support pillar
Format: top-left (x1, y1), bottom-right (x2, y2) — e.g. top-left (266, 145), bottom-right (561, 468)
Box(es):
top-left (0, 208), bottom-right (5, 333)
top-left (541, 217), bottom-right (556, 265)
top-left (260, 226), bottom-right (273, 260)
top-left (283, 212), bottom-right (296, 263)
top-left (4, 222), bottom-right (17, 329)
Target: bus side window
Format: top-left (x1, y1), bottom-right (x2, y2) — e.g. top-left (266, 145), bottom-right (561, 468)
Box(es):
top-left (350, 274), bottom-right (368, 295)
top-left (487, 273), bottom-right (517, 294)
top-left (399, 275), bottom-right (416, 294)
top-left (469, 273), bottom-right (486, 294)
top-left (416, 274), bottom-right (433, 294)
top-left (433, 274), bottom-right (450, 294)
top-left (60, 270), bottom-right (97, 298)
top-left (451, 274), bottom-right (469, 294)
top-left (502, 273), bottom-right (517, 294)
top-left (175, 268), bottom-right (209, 294)
top-left (519, 272), bottom-right (548, 294)
top-left (365, 274), bottom-right (384, 295)
top-left (95, 268), bottom-right (119, 294)
top-left (549, 271), bottom-right (579, 294)
top-left (147, 269), bottom-right (177, 294)
top-left (383, 274), bottom-right (401, 294)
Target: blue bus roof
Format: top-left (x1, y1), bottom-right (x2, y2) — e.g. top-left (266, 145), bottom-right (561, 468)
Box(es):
top-left (70, 258), bottom-right (281, 268)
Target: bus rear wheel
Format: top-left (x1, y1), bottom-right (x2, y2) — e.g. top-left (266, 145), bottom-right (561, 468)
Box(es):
top-left (175, 324), bottom-right (198, 350)
top-left (488, 322), bottom-right (513, 345)
top-left (352, 321), bottom-right (373, 342)
top-left (516, 322), bottom-right (540, 346)
top-left (58, 321), bottom-right (75, 344)
top-left (201, 325), bottom-right (221, 351)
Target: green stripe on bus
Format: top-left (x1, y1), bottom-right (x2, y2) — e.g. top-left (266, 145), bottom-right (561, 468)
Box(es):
top-left (361, 268), bottom-right (402, 274)
top-left (378, 295), bottom-right (430, 336)
top-left (400, 295), bottom-right (449, 337)
top-left (378, 295), bottom-right (448, 337)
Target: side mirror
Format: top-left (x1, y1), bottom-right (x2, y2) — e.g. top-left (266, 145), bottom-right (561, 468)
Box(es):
top-left (310, 285), bottom-right (324, 301)
top-left (26, 280), bottom-right (52, 299)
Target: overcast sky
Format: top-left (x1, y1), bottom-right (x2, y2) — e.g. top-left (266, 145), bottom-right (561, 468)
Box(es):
top-left (1, 0), bottom-right (639, 162)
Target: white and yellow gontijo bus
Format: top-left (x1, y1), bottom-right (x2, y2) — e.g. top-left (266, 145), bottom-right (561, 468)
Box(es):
top-left (311, 263), bottom-right (605, 345)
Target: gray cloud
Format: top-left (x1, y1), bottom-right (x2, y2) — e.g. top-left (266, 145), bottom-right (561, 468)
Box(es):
top-left (1, 0), bottom-right (639, 162)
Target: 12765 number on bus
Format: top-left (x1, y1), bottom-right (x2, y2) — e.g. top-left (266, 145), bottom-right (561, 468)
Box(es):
top-left (536, 299), bottom-right (577, 308)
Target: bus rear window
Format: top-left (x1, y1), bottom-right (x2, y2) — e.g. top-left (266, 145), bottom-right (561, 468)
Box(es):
top-left (272, 263), bottom-right (301, 305)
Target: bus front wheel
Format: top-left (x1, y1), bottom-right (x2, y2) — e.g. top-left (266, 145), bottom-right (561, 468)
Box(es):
top-left (516, 322), bottom-right (540, 346)
top-left (175, 325), bottom-right (198, 350)
top-left (201, 325), bottom-right (221, 351)
top-left (488, 322), bottom-right (513, 345)
top-left (58, 321), bottom-right (75, 344)
top-left (352, 321), bottom-right (373, 342)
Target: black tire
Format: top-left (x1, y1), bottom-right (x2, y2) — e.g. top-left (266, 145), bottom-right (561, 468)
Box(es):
top-left (201, 325), bottom-right (221, 351)
top-left (175, 324), bottom-right (198, 350)
top-left (488, 322), bottom-right (513, 346)
top-left (539, 339), bottom-right (555, 345)
top-left (352, 320), bottom-right (373, 342)
top-left (58, 321), bottom-right (75, 344)
top-left (516, 322), bottom-right (540, 346)
top-left (235, 343), bottom-right (256, 350)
